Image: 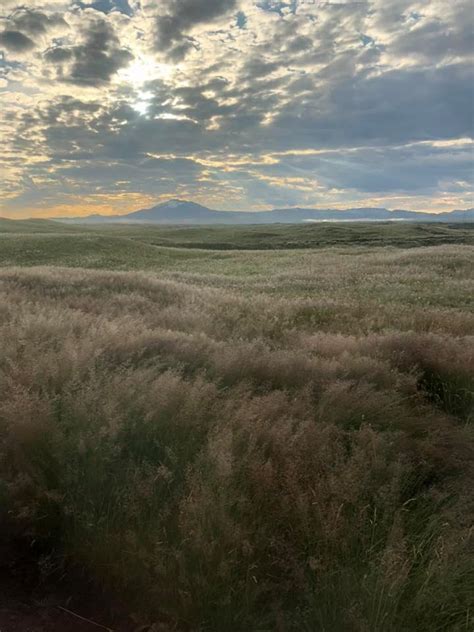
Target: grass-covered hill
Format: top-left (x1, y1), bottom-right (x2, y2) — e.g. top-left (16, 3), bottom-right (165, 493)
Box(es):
top-left (2, 217), bottom-right (474, 250)
top-left (0, 221), bottom-right (473, 274)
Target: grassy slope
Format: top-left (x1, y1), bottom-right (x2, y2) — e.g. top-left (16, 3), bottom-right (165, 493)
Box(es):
top-left (0, 217), bottom-right (83, 233)
top-left (0, 223), bottom-right (473, 631)
top-left (1, 221), bottom-right (473, 284)
top-left (2, 217), bottom-right (474, 249)
top-left (92, 221), bottom-right (474, 250)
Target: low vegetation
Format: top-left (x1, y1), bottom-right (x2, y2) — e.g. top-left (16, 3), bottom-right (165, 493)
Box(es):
top-left (0, 223), bottom-right (473, 630)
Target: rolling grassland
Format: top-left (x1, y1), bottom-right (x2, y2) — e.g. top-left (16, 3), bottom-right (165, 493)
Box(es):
top-left (0, 221), bottom-right (473, 630)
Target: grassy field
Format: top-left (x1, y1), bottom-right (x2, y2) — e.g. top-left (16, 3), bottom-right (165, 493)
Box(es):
top-left (0, 220), bottom-right (473, 631)
top-left (1, 217), bottom-right (474, 251)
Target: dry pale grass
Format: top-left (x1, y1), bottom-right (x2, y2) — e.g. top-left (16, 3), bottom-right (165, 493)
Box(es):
top-left (0, 245), bottom-right (473, 631)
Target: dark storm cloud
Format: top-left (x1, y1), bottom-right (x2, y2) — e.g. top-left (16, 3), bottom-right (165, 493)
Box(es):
top-left (155, 0), bottom-right (238, 57)
top-left (0, 30), bottom-right (35, 51)
top-left (44, 15), bottom-right (132, 85)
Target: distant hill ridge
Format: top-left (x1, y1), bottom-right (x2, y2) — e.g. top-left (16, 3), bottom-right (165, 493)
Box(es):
top-left (59, 199), bottom-right (474, 224)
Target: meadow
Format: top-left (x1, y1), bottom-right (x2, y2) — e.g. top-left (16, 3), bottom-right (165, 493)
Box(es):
top-left (0, 220), bottom-right (473, 631)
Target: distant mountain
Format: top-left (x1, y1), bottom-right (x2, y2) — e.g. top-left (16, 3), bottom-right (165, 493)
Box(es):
top-left (128, 200), bottom-right (217, 222)
top-left (58, 199), bottom-right (474, 224)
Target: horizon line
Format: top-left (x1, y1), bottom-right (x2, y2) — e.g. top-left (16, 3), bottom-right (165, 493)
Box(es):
top-left (2, 203), bottom-right (473, 221)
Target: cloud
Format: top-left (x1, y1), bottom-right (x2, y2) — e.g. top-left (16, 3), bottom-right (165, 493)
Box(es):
top-left (263, 62), bottom-right (474, 151)
top-left (154, 0), bottom-right (238, 58)
top-left (0, 7), bottom-right (68, 55)
top-left (9, 8), bottom-right (67, 35)
top-left (44, 14), bottom-right (133, 85)
top-left (0, 0), bottom-right (68, 8)
top-left (0, 0), bottom-right (473, 216)
top-left (0, 30), bottom-right (35, 51)
top-left (255, 141), bottom-right (474, 195)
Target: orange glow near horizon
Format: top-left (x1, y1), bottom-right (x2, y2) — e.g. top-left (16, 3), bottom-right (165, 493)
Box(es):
top-left (0, 193), bottom-right (158, 220)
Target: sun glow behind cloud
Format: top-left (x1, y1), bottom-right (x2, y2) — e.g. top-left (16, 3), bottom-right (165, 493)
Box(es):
top-left (117, 56), bottom-right (174, 115)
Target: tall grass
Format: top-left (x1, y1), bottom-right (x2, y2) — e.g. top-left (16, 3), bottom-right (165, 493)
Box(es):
top-left (0, 247), bottom-right (473, 631)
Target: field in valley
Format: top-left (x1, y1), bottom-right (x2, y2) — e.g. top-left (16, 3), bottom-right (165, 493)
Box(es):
top-left (0, 220), bottom-right (473, 631)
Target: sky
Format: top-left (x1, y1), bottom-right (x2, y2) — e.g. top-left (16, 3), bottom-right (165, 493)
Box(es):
top-left (0, 0), bottom-right (473, 218)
